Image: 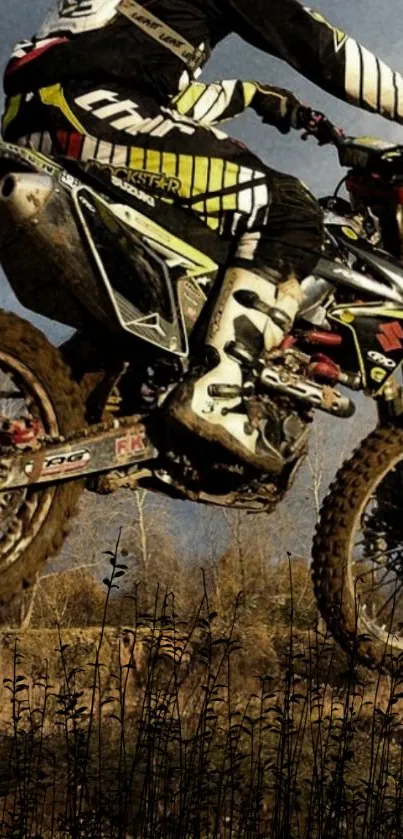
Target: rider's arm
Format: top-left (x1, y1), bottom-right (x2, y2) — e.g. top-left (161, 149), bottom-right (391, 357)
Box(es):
top-left (227, 0), bottom-right (403, 124)
top-left (172, 80), bottom-right (257, 124)
top-left (172, 79), bottom-right (306, 131)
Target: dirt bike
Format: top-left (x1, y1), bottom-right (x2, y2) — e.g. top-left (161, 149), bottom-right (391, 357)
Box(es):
top-left (2, 118), bottom-right (403, 668)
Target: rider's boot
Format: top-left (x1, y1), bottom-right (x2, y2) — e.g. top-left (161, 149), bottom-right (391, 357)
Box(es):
top-left (167, 266), bottom-right (303, 472)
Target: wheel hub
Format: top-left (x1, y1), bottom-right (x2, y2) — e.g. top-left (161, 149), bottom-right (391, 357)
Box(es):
top-left (0, 416), bottom-right (44, 449)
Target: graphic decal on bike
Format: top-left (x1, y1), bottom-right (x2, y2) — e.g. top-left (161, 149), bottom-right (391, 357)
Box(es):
top-left (115, 433), bottom-right (147, 458)
top-left (72, 186), bottom-right (217, 355)
top-left (377, 321), bottom-right (403, 352)
top-left (367, 350), bottom-right (396, 370)
top-left (330, 305), bottom-right (403, 394)
top-left (87, 160), bottom-right (182, 198)
top-left (25, 448), bottom-right (91, 478)
top-left (0, 137), bottom-right (61, 176)
top-left (369, 367), bottom-right (387, 384)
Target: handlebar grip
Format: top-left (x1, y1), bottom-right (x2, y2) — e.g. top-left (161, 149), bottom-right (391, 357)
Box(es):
top-left (301, 112), bottom-right (345, 148)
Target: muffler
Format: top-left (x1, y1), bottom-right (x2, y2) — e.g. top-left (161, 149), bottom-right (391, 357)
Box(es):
top-left (0, 171), bottom-right (112, 330)
top-left (0, 172), bottom-right (54, 222)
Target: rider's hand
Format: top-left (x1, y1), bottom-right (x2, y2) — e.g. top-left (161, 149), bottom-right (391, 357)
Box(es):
top-left (252, 86), bottom-right (338, 144)
top-left (294, 106), bottom-right (342, 145)
top-left (252, 84), bottom-right (310, 134)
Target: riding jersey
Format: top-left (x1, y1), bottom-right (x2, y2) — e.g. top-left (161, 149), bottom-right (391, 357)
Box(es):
top-left (4, 0), bottom-right (403, 128)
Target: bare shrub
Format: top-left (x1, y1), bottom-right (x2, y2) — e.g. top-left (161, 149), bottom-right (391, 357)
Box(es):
top-left (0, 543), bottom-right (403, 838)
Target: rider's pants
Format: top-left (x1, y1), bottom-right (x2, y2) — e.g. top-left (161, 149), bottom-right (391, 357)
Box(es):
top-left (2, 81), bottom-right (323, 283)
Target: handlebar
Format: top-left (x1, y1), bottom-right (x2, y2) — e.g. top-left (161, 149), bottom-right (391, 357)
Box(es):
top-left (300, 111), bottom-right (403, 176)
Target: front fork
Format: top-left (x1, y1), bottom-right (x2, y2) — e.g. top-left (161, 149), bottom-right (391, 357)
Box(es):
top-left (377, 374), bottom-right (403, 425)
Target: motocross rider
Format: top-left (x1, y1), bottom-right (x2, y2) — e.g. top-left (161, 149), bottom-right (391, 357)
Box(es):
top-left (3, 0), bottom-right (403, 472)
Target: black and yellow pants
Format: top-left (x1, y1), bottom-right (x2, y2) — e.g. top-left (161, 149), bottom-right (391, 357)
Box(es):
top-left (2, 81), bottom-right (323, 281)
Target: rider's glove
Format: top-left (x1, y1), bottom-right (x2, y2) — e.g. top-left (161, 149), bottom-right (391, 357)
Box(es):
top-left (252, 84), bottom-right (310, 134)
top-left (253, 86), bottom-right (335, 145)
top-left (296, 108), bottom-right (338, 145)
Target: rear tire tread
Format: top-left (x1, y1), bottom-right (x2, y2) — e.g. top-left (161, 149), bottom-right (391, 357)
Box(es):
top-left (0, 310), bottom-right (85, 606)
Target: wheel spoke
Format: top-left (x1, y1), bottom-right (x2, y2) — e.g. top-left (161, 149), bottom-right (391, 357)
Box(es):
top-left (372, 580), bottom-right (403, 621)
top-left (372, 497), bottom-right (400, 510)
top-left (359, 569), bottom-right (396, 597)
top-left (353, 466), bottom-right (403, 631)
top-left (352, 546), bottom-right (401, 567)
top-left (355, 534), bottom-right (387, 546)
top-left (0, 391), bottom-right (23, 400)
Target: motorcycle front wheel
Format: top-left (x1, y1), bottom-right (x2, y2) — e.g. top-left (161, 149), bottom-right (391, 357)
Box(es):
top-left (0, 310), bottom-right (85, 607)
top-left (312, 426), bottom-right (403, 670)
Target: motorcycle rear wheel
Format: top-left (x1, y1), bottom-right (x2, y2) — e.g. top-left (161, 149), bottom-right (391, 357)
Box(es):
top-left (0, 310), bottom-right (85, 607)
top-left (312, 426), bottom-right (403, 670)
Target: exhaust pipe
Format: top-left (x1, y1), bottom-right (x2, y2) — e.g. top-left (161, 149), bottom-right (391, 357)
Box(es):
top-left (0, 172), bottom-right (54, 222)
top-left (0, 170), bottom-right (112, 330)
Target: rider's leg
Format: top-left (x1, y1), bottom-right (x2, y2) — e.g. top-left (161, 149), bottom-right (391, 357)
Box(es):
top-left (168, 176), bottom-right (323, 471)
top-left (168, 266), bottom-right (303, 471)
top-left (2, 83), bottom-right (323, 471)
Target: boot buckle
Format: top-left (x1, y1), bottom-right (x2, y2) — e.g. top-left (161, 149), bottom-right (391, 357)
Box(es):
top-left (208, 382), bottom-right (254, 399)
